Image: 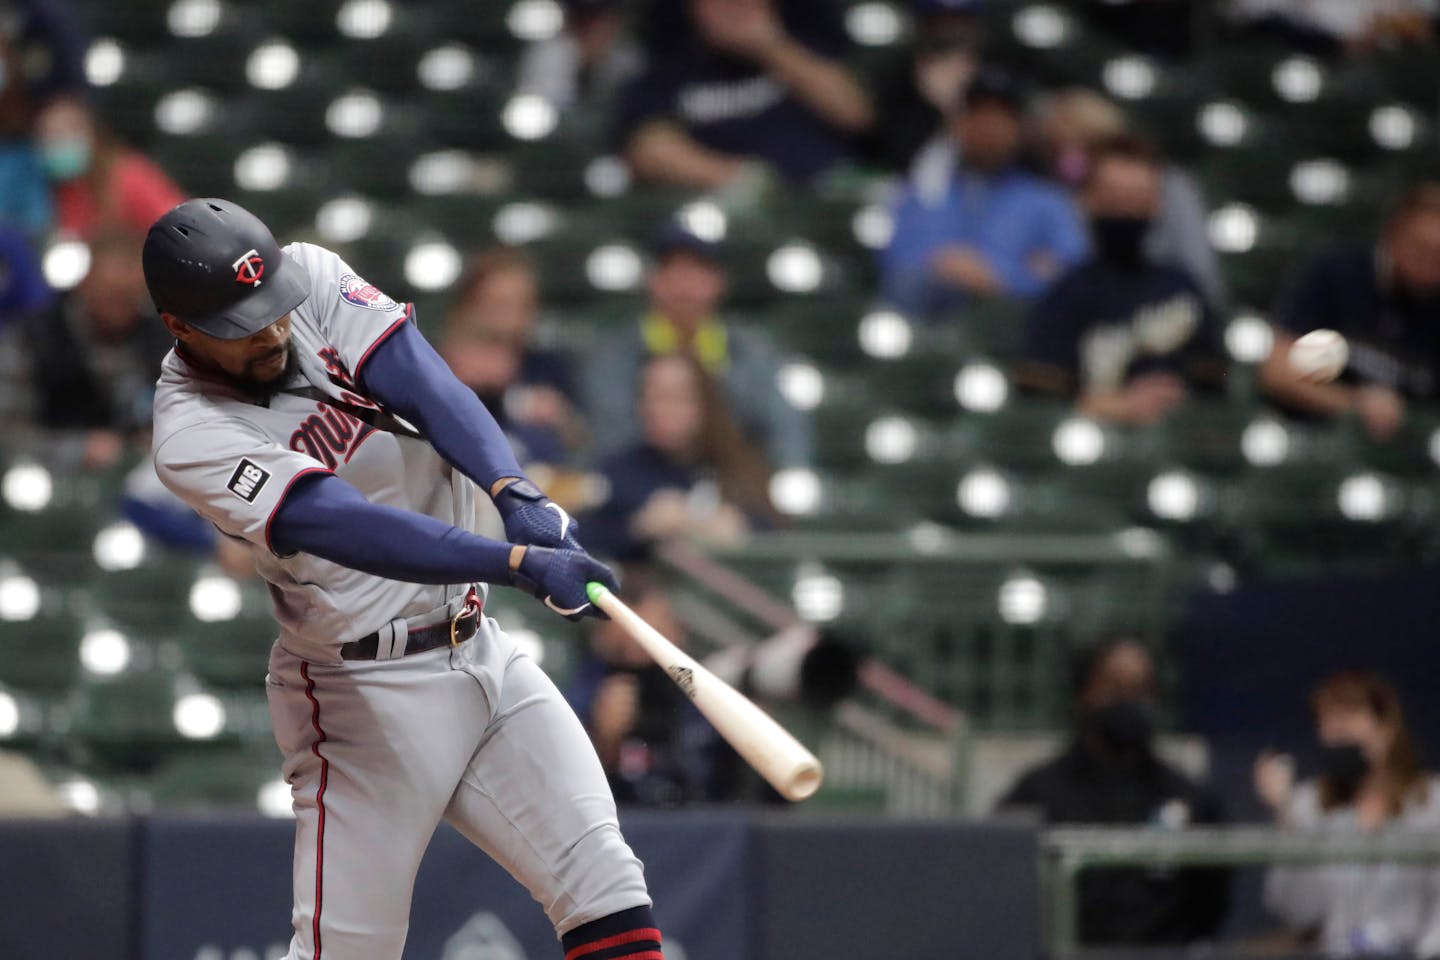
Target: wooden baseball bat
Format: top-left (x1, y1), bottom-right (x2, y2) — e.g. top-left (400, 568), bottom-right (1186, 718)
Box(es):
top-left (586, 582), bottom-right (824, 802)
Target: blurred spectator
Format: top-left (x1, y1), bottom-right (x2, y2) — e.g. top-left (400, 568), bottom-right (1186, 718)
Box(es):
top-left (582, 224), bottom-right (810, 466)
top-left (568, 571), bottom-right (722, 806)
top-left (880, 67), bottom-right (1087, 319)
top-left (1078, 0), bottom-right (1199, 60)
top-left (1260, 183), bottom-right (1440, 441)
top-left (0, 222), bottom-right (51, 322)
top-left (439, 248), bottom-right (582, 467)
top-left (517, 0), bottom-right (644, 112)
top-left (1230, 0), bottom-right (1437, 57)
top-left (585, 352), bottom-right (776, 562)
top-left (35, 96), bottom-right (185, 239)
top-left (999, 639), bottom-right (1230, 946)
top-left (119, 457), bottom-right (257, 579)
top-left (1034, 87), bottom-right (1225, 307)
top-left (1015, 135), bottom-right (1224, 425)
top-left (0, 224), bottom-right (51, 431)
top-left (15, 231), bottom-right (169, 468)
top-left (858, 0), bottom-right (982, 173)
top-left (617, 0), bottom-right (871, 193)
top-left (0, 35), bottom-right (52, 237)
top-left (1256, 671), bottom-right (1440, 956)
top-left (1, 0), bottom-right (90, 102)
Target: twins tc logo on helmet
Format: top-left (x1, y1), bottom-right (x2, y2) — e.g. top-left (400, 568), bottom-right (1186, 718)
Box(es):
top-left (232, 248), bottom-right (265, 286)
top-left (339, 273), bottom-right (399, 311)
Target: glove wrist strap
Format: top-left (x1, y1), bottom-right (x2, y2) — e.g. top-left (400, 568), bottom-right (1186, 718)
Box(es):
top-left (492, 477), bottom-right (545, 504)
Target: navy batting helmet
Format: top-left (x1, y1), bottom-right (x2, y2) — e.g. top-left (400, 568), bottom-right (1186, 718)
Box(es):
top-left (143, 198), bottom-right (311, 339)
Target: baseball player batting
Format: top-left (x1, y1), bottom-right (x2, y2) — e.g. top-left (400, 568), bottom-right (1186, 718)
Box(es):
top-left (143, 198), bottom-right (664, 960)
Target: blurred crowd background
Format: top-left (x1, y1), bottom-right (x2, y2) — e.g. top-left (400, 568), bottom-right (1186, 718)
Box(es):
top-left (1, 0), bottom-right (1440, 954)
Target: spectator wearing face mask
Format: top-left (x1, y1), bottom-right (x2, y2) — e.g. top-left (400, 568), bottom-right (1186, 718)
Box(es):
top-left (999, 638), bottom-right (1230, 947)
top-left (1015, 135), bottom-right (1225, 426)
top-left (34, 95), bottom-right (185, 239)
top-left (1033, 87), bottom-right (1224, 309)
top-left (1255, 671), bottom-right (1440, 957)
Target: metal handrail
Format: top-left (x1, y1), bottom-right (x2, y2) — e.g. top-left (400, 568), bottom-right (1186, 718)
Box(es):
top-left (1041, 827), bottom-right (1440, 957)
top-left (701, 529), bottom-right (1170, 566)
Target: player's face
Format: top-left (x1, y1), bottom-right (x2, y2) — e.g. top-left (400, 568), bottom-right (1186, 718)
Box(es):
top-left (167, 312), bottom-right (295, 386)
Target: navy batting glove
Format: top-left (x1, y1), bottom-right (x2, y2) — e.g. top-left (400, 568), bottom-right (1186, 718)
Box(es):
top-left (511, 546), bottom-right (620, 621)
top-left (492, 478), bottom-right (585, 553)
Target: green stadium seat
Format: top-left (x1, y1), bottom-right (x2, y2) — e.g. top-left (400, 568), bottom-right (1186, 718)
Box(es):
top-left (1157, 403), bottom-right (1256, 474)
top-left (76, 0), bottom-right (171, 47)
top-left (262, 0), bottom-right (349, 43)
top-left (953, 402), bottom-right (1073, 472)
top-left (0, 614), bottom-right (82, 692)
top-left (417, 89), bottom-right (516, 150)
top-left (148, 746), bottom-right (282, 809)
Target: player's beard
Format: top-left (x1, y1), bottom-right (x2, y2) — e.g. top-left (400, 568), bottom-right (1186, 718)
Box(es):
top-left (237, 336), bottom-right (300, 402)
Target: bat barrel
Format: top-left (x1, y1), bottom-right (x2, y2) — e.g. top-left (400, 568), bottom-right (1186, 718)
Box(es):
top-left (587, 581), bottom-right (825, 803)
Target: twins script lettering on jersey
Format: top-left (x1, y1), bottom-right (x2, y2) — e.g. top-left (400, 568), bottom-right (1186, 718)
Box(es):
top-left (290, 403), bottom-right (376, 470)
top-left (318, 347), bottom-right (382, 411)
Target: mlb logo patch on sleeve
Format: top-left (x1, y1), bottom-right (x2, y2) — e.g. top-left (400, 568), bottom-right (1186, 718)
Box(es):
top-left (339, 273), bottom-right (399, 311)
top-left (227, 458), bottom-right (271, 503)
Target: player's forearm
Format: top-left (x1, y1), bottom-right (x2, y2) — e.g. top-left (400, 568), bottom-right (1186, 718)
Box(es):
top-left (360, 320), bottom-right (524, 489)
top-left (756, 37), bottom-right (873, 132)
top-left (271, 473), bottom-right (517, 585)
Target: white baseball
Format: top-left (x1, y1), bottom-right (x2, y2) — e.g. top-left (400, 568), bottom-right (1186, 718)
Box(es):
top-left (1289, 329), bottom-right (1349, 383)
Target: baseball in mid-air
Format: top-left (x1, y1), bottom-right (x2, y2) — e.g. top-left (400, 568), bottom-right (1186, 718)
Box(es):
top-left (1289, 329), bottom-right (1349, 383)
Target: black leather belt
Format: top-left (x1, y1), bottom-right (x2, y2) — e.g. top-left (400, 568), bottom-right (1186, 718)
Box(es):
top-left (340, 595), bottom-right (481, 661)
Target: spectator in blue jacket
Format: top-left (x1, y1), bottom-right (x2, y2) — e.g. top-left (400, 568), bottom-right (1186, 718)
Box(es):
top-left (1015, 135), bottom-right (1224, 425)
top-left (881, 67), bottom-right (1088, 320)
top-left (0, 34), bottom-right (52, 237)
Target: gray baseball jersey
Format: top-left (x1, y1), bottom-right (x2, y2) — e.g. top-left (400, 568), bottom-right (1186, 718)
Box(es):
top-left (152, 241), bottom-right (480, 662)
top-left (150, 239), bottom-right (653, 959)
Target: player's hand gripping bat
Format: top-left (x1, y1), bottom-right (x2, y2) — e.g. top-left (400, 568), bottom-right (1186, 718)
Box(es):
top-left (585, 581), bottom-right (824, 801)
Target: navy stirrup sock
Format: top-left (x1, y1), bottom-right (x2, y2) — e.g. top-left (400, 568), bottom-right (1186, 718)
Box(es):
top-left (561, 905), bottom-right (663, 960)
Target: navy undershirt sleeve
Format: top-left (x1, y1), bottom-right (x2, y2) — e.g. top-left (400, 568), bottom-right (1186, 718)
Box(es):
top-left (358, 320), bottom-right (524, 491)
top-left (269, 472), bottom-right (513, 585)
